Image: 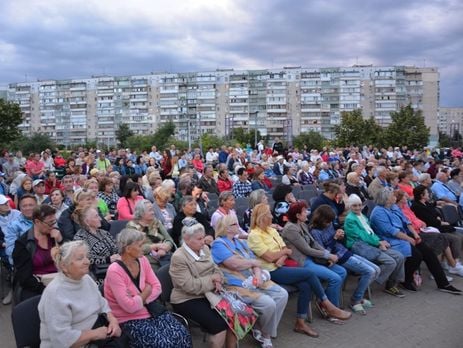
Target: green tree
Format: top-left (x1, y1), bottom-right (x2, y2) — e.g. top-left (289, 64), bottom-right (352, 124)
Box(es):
top-left (333, 110), bottom-right (369, 147)
top-left (0, 99), bottom-right (23, 146)
top-left (232, 127), bottom-right (261, 147)
top-left (151, 122), bottom-right (176, 149)
top-left (438, 131), bottom-right (451, 148)
top-left (116, 123), bottom-right (134, 148)
top-left (200, 133), bottom-right (225, 150)
top-left (12, 133), bottom-right (56, 155)
top-left (384, 105), bottom-right (430, 149)
top-left (293, 131), bottom-right (326, 150)
top-left (364, 117), bottom-right (385, 147)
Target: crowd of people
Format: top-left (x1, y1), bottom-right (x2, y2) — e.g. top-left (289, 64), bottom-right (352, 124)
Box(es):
top-left (1, 142), bottom-right (463, 347)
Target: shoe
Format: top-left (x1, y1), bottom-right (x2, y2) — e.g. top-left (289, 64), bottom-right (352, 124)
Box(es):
top-left (438, 285), bottom-right (462, 295)
top-left (429, 274), bottom-right (454, 282)
top-left (400, 282), bottom-right (417, 292)
top-left (441, 261), bottom-right (449, 271)
top-left (320, 301), bottom-right (352, 320)
top-left (252, 329), bottom-right (264, 343)
top-left (360, 299), bottom-right (374, 308)
top-left (2, 289), bottom-right (12, 305)
top-left (448, 265), bottom-right (463, 277)
top-left (383, 286), bottom-right (406, 298)
top-left (293, 323), bottom-right (319, 338)
top-left (261, 338), bottom-right (273, 348)
top-left (350, 303), bottom-right (366, 315)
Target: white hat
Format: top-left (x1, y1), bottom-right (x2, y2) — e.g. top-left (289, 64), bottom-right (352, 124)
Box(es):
top-left (33, 179), bottom-right (45, 187)
top-left (0, 194), bottom-right (8, 205)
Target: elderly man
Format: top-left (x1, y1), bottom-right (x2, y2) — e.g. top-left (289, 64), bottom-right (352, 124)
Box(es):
top-left (367, 166), bottom-right (390, 200)
top-left (273, 155), bottom-right (286, 176)
top-left (198, 165), bottom-right (219, 195)
top-left (431, 172), bottom-right (459, 205)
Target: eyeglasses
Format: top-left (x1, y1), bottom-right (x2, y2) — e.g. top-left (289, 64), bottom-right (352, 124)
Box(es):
top-left (228, 223), bottom-right (238, 227)
top-left (40, 219), bottom-right (57, 228)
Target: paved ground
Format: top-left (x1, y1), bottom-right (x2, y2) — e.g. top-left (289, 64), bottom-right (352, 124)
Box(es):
top-left (2, 267), bottom-right (463, 348)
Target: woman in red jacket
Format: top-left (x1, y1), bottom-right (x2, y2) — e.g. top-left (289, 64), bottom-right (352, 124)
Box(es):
top-left (217, 168), bottom-right (233, 193)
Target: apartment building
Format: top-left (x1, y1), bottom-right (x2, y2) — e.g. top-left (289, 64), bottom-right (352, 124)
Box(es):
top-left (8, 65), bottom-right (439, 146)
top-left (438, 107), bottom-right (463, 137)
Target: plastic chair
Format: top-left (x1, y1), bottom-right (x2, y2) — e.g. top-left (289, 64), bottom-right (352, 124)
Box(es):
top-left (439, 204), bottom-right (461, 226)
top-left (11, 295), bottom-right (41, 348)
top-left (109, 220), bottom-right (129, 238)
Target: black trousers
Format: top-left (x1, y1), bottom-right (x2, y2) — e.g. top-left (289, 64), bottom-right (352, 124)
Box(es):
top-left (405, 242), bottom-right (449, 288)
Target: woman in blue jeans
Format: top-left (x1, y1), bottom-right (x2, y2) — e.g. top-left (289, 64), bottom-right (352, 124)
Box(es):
top-left (282, 201), bottom-right (347, 308)
top-left (248, 203), bottom-right (351, 338)
top-left (311, 205), bottom-right (380, 315)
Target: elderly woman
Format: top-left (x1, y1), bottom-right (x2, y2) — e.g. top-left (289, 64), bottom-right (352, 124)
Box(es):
top-left (48, 188), bottom-right (68, 219)
top-left (248, 203), bottom-right (351, 337)
top-left (13, 205), bottom-right (63, 303)
top-left (104, 229), bottom-right (192, 348)
top-left (126, 199), bottom-right (176, 270)
top-left (211, 214), bottom-right (288, 348)
top-left (172, 195), bottom-right (215, 246)
top-left (73, 206), bottom-right (120, 283)
top-left (38, 241), bottom-right (122, 347)
top-left (281, 166), bottom-right (299, 186)
top-left (281, 202), bottom-right (347, 308)
top-left (297, 161), bottom-right (315, 186)
top-left (211, 191), bottom-right (248, 238)
top-left (345, 172), bottom-right (370, 203)
top-left (370, 188), bottom-right (461, 294)
top-left (311, 205), bottom-right (380, 315)
top-left (152, 186), bottom-right (176, 233)
top-left (344, 194), bottom-right (406, 298)
top-left (170, 219), bottom-right (234, 348)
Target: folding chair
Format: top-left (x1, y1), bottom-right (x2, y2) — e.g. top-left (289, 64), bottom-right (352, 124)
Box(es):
top-left (11, 295), bottom-right (41, 348)
top-left (109, 220), bottom-right (129, 238)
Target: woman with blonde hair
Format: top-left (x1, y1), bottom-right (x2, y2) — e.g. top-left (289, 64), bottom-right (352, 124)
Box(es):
top-left (248, 204), bottom-right (351, 337)
top-left (212, 214), bottom-right (288, 348)
top-left (152, 186), bottom-right (176, 233)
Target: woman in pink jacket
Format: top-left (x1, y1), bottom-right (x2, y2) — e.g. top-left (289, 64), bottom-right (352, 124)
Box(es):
top-left (104, 228), bottom-right (192, 348)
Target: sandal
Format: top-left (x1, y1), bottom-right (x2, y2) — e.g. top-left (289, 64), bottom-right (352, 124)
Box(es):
top-left (350, 303), bottom-right (366, 315)
top-left (326, 317), bottom-right (346, 325)
top-left (360, 299), bottom-right (374, 308)
top-left (293, 325), bottom-right (319, 338)
top-left (252, 329), bottom-right (264, 343)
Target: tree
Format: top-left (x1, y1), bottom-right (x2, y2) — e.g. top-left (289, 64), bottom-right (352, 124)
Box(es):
top-left (125, 121), bottom-right (176, 153)
top-left (11, 133), bottom-right (56, 155)
top-left (232, 127), bottom-right (261, 147)
top-left (333, 110), bottom-right (370, 147)
top-left (0, 99), bottom-right (23, 146)
top-left (384, 105), bottom-right (430, 149)
top-left (200, 133), bottom-right (225, 150)
top-left (438, 131), bottom-right (451, 148)
top-left (293, 131), bottom-right (326, 150)
top-left (363, 117), bottom-right (385, 147)
top-left (115, 123), bottom-right (134, 148)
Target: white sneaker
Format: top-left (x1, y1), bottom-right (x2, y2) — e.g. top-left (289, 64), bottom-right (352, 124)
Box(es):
top-left (429, 274), bottom-right (454, 282)
top-left (441, 262), bottom-right (449, 271)
top-left (448, 265), bottom-right (463, 277)
top-left (2, 289), bottom-right (12, 305)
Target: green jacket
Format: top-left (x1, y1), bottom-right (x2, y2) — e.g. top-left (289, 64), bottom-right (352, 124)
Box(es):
top-left (344, 211), bottom-right (381, 249)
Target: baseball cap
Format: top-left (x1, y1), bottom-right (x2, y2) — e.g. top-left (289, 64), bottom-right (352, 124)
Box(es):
top-left (0, 194), bottom-right (9, 204)
top-left (33, 179), bottom-right (45, 187)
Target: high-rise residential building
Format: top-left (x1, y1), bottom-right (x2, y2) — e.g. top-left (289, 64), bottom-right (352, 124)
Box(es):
top-left (438, 107), bottom-right (463, 137)
top-left (8, 65), bottom-right (439, 147)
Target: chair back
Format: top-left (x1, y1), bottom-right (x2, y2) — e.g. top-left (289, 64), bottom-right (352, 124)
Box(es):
top-left (439, 204), bottom-right (460, 225)
top-left (11, 295), bottom-right (41, 348)
top-left (109, 220), bottom-right (129, 238)
top-left (155, 264), bottom-right (173, 304)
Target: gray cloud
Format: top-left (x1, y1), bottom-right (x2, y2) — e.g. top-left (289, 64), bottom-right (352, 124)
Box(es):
top-left (0, 0), bottom-right (461, 105)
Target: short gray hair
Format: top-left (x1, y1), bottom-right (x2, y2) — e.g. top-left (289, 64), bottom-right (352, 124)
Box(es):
top-left (418, 173), bottom-right (431, 184)
top-left (133, 199), bottom-right (152, 220)
top-left (249, 189), bottom-right (266, 209)
top-left (219, 191), bottom-right (234, 206)
top-left (181, 217), bottom-right (205, 240)
top-left (54, 240), bottom-right (88, 272)
top-left (374, 187), bottom-right (394, 206)
top-left (181, 195), bottom-right (196, 209)
top-left (117, 228), bottom-right (146, 254)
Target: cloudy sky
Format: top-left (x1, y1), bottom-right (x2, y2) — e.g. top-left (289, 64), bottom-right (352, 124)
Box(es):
top-left (1, 0), bottom-right (461, 106)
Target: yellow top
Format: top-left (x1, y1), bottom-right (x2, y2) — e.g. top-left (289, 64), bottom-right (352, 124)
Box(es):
top-left (248, 226), bottom-right (286, 272)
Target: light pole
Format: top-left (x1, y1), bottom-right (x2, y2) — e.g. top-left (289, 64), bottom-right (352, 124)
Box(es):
top-left (252, 111), bottom-right (258, 147)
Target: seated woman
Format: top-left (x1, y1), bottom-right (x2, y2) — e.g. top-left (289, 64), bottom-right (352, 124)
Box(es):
top-left (345, 172), bottom-right (370, 203)
top-left (152, 186), bottom-right (176, 234)
top-left (117, 181), bottom-right (144, 220)
top-left (13, 205), bottom-right (63, 303)
top-left (271, 184), bottom-right (297, 228)
top-left (14, 175), bottom-right (34, 207)
top-left (97, 177), bottom-right (120, 219)
top-left (281, 166), bottom-right (299, 186)
top-left (104, 228), bottom-right (192, 348)
top-left (38, 241), bottom-right (122, 347)
top-left (48, 188), bottom-right (69, 220)
top-left (210, 191), bottom-right (248, 238)
top-left (58, 189), bottom-right (110, 242)
top-left (211, 215), bottom-right (288, 348)
top-left (370, 187), bottom-right (461, 294)
top-left (248, 203), bottom-right (351, 337)
top-left (281, 201), bottom-right (347, 308)
top-left (127, 199), bottom-right (176, 270)
top-left (73, 206), bottom-right (120, 284)
top-left (170, 220), bottom-right (235, 348)
top-left (243, 189), bottom-right (268, 232)
top-left (172, 195), bottom-right (215, 246)
top-left (344, 194), bottom-right (406, 298)
top-left (397, 171), bottom-right (414, 198)
top-left (395, 189), bottom-right (463, 277)
top-left (297, 161), bottom-right (316, 186)
top-left (311, 205), bottom-right (380, 315)
top-left (251, 167), bottom-right (271, 193)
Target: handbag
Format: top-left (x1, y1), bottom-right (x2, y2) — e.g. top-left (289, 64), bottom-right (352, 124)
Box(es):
top-left (91, 313), bottom-right (131, 348)
top-left (115, 260), bottom-right (167, 318)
